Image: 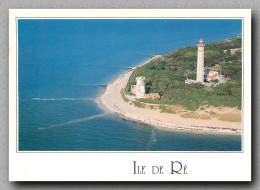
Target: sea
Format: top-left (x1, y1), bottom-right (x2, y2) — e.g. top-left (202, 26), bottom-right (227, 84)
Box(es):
top-left (18, 19), bottom-right (242, 151)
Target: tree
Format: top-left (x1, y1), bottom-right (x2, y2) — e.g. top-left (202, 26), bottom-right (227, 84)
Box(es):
top-left (226, 48), bottom-right (231, 56)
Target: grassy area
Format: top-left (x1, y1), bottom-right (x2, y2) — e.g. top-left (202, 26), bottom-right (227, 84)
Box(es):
top-left (180, 110), bottom-right (241, 122)
top-left (160, 106), bottom-right (176, 114)
top-left (218, 112), bottom-right (241, 122)
top-left (209, 112), bottom-right (220, 118)
top-left (180, 112), bottom-right (211, 120)
top-left (159, 105), bottom-right (183, 114)
top-left (120, 88), bottom-right (129, 103)
top-left (132, 101), bottom-right (145, 108)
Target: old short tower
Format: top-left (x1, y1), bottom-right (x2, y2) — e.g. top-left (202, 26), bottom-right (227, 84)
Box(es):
top-left (136, 76), bottom-right (146, 98)
top-left (196, 38), bottom-right (205, 82)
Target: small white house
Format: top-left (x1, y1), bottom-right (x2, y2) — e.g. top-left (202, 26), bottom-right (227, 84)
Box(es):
top-left (208, 71), bottom-right (218, 76)
top-left (204, 70), bottom-right (219, 82)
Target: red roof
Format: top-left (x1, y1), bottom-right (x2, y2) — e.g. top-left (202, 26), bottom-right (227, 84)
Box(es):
top-left (207, 75), bottom-right (216, 79)
top-left (199, 38), bottom-right (203, 44)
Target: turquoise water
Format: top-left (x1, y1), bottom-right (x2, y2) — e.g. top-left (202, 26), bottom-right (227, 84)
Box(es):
top-left (18, 19), bottom-right (242, 151)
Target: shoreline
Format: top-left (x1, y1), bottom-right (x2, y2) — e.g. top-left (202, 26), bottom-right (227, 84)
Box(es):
top-left (98, 56), bottom-right (242, 135)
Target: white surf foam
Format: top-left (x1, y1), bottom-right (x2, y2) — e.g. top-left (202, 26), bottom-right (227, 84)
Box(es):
top-left (31, 98), bottom-right (93, 101)
top-left (146, 130), bottom-right (157, 150)
top-left (38, 113), bottom-right (107, 130)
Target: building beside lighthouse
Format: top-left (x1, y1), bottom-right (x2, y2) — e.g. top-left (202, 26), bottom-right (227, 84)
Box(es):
top-left (196, 38), bottom-right (205, 82)
top-left (185, 38), bottom-right (227, 86)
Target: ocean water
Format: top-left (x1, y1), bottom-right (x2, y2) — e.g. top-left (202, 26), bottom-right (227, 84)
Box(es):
top-left (18, 19), bottom-right (242, 151)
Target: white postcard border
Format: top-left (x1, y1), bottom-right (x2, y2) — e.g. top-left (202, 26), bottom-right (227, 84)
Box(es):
top-left (9, 9), bottom-right (251, 181)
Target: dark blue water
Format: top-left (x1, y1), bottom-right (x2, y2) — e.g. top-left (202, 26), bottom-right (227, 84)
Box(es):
top-left (18, 19), bottom-right (242, 151)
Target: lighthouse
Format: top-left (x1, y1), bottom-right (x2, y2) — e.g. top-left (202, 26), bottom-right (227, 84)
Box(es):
top-left (196, 38), bottom-right (205, 82)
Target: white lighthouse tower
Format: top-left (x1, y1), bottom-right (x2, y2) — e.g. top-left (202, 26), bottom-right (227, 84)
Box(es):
top-left (196, 38), bottom-right (205, 83)
top-left (136, 76), bottom-right (146, 98)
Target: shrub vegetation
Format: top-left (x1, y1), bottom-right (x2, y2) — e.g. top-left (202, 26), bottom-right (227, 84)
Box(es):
top-left (132, 101), bottom-right (145, 108)
top-left (120, 88), bottom-right (129, 103)
top-left (126, 36), bottom-right (242, 111)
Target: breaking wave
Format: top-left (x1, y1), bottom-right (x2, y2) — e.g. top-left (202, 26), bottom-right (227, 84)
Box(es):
top-left (37, 113), bottom-right (108, 131)
top-left (146, 129), bottom-right (157, 150)
top-left (31, 98), bottom-right (93, 101)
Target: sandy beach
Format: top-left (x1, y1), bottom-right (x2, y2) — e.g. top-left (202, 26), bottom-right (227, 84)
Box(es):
top-left (98, 56), bottom-right (242, 135)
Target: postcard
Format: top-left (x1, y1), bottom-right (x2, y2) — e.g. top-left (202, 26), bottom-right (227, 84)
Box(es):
top-left (9, 9), bottom-right (251, 181)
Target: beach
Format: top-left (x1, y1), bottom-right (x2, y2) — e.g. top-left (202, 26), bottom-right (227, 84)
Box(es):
top-left (98, 56), bottom-right (242, 135)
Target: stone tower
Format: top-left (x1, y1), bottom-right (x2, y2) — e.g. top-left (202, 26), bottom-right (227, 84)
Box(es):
top-left (196, 38), bottom-right (205, 82)
top-left (136, 76), bottom-right (146, 98)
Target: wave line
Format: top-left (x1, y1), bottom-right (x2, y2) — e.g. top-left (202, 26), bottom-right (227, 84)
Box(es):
top-left (21, 113), bottom-right (108, 133)
top-left (30, 98), bottom-right (94, 101)
top-left (146, 130), bottom-right (157, 151)
top-left (38, 113), bottom-right (108, 130)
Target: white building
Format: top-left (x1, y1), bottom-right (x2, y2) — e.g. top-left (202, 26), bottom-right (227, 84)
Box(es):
top-left (196, 38), bottom-right (205, 82)
top-left (135, 76), bottom-right (146, 98)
